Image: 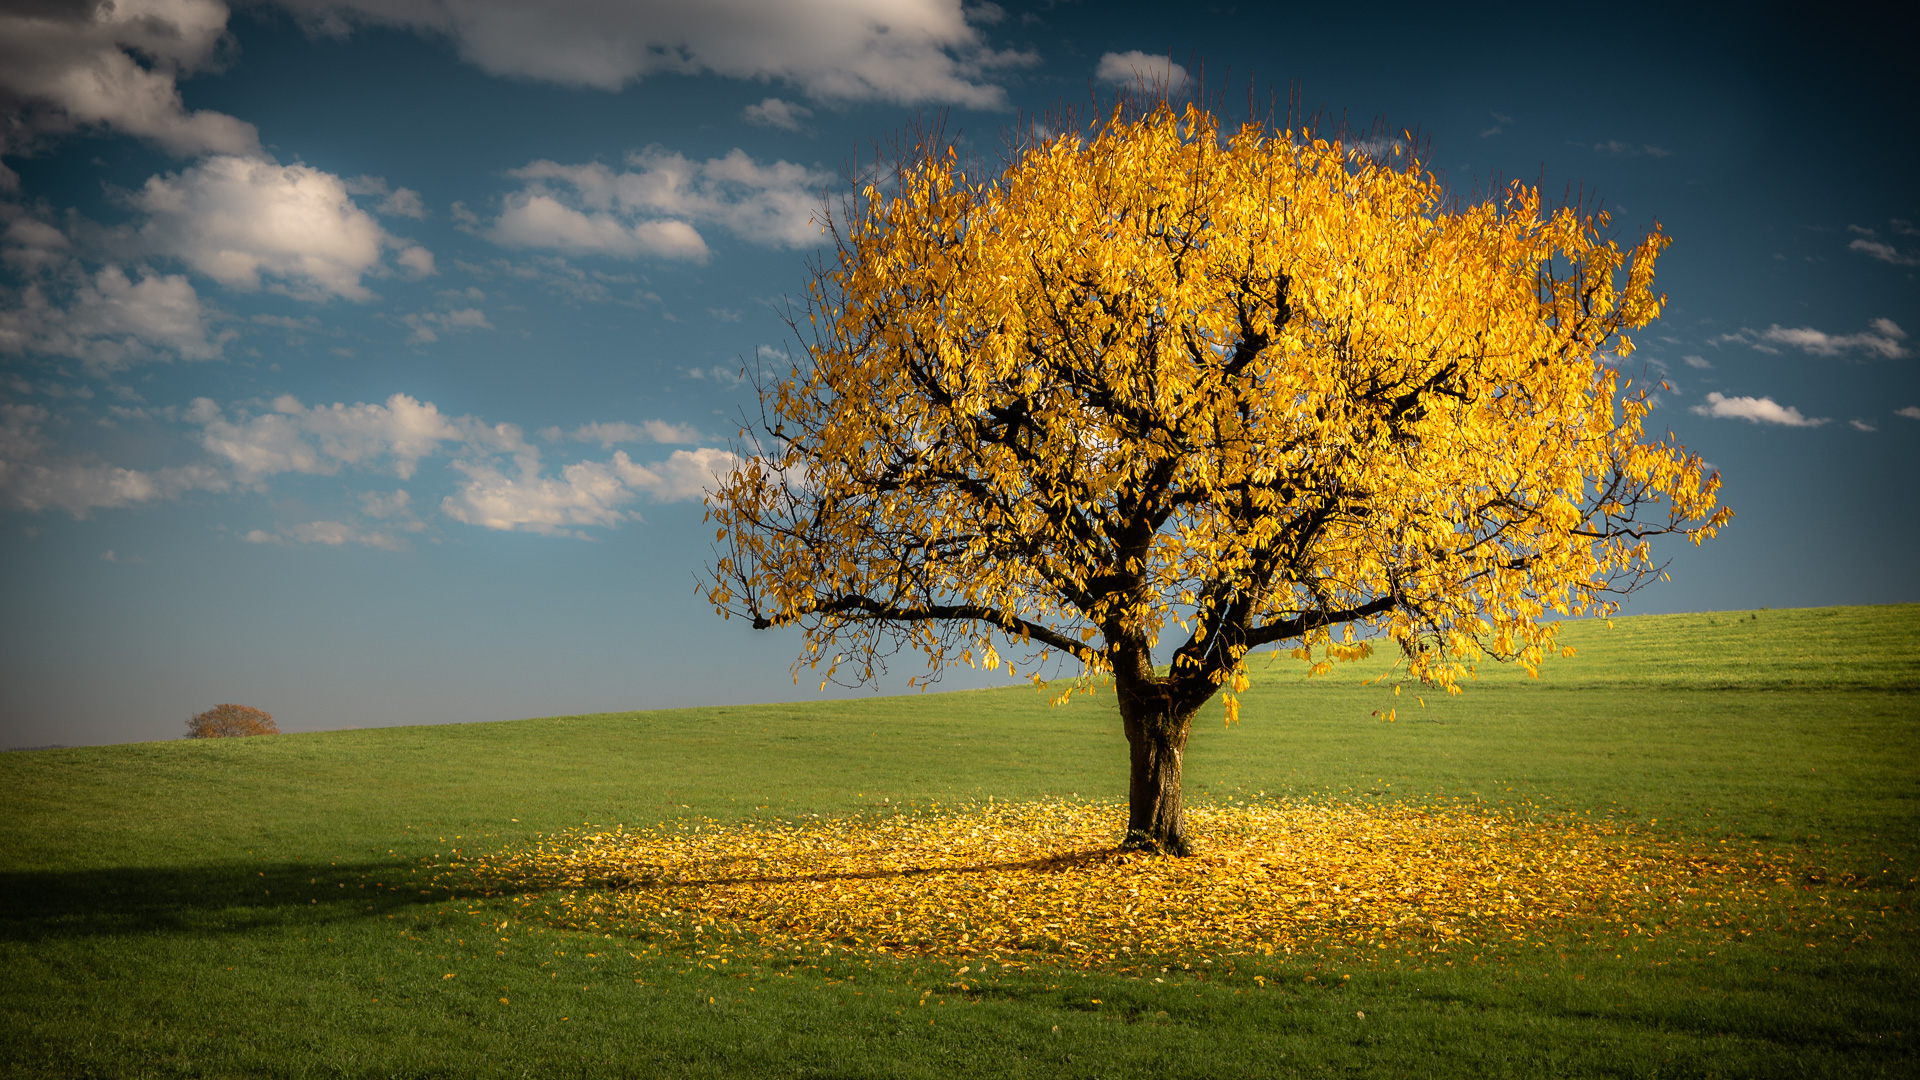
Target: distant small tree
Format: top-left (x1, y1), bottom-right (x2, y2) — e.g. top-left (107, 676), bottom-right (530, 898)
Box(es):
top-left (185, 704), bottom-right (278, 738)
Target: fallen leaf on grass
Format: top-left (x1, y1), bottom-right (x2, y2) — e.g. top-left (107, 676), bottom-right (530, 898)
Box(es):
top-left (464, 799), bottom-right (1834, 965)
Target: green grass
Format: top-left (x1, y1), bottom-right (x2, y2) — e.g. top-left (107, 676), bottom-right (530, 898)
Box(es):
top-left (3, 604), bottom-right (1916, 1078)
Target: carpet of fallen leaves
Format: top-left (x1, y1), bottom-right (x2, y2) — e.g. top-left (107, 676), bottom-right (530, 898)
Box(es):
top-left (465, 799), bottom-right (1864, 966)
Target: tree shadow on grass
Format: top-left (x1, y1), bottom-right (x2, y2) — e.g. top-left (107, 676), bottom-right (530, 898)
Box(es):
top-left (0, 860), bottom-right (499, 942)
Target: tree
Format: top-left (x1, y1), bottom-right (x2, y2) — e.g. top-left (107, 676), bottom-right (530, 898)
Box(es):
top-left (185, 703), bottom-right (278, 738)
top-left (705, 101), bottom-right (1728, 855)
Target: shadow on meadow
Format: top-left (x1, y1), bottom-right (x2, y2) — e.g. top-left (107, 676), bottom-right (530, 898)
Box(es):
top-left (0, 859), bottom-right (483, 941)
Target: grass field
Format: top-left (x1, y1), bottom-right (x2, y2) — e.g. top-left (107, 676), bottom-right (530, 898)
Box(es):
top-left (2, 604), bottom-right (1916, 1078)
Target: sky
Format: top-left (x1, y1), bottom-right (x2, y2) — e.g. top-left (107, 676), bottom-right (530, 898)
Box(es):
top-left (2, 0), bottom-right (1914, 749)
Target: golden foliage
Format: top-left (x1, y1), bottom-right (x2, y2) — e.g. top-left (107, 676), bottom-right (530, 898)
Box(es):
top-left (707, 100), bottom-right (1728, 723)
top-left (472, 800), bottom-right (1820, 965)
top-left (185, 703), bottom-right (278, 738)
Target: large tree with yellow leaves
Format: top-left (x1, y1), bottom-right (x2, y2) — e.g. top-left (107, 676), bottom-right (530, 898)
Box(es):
top-left (706, 102), bottom-right (1728, 855)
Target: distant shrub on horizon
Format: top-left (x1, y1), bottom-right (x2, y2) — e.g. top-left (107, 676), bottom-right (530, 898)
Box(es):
top-left (186, 704), bottom-right (278, 739)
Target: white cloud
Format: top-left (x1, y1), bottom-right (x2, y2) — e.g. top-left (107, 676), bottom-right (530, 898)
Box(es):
top-left (244, 519), bottom-right (407, 549)
top-left (2, 207), bottom-right (226, 372)
top-left (381, 189), bottom-right (428, 219)
top-left (271, 0), bottom-right (1033, 107)
top-left (1849, 419), bottom-right (1877, 432)
top-left (345, 176), bottom-right (430, 220)
top-left (1, 455), bottom-right (164, 514)
top-left (492, 147), bottom-right (831, 260)
top-left (1682, 354), bottom-right (1711, 369)
top-left (687, 364), bottom-right (747, 386)
top-left (4, 387), bottom-right (745, 532)
top-left (6, 376), bottom-right (93, 401)
top-left (546, 420), bottom-right (703, 448)
top-left (742, 97), bottom-right (813, 131)
top-left (0, 401), bottom-right (227, 516)
top-left (613, 446), bottom-right (742, 501)
top-left (1585, 140), bottom-right (1670, 158)
top-left (441, 455), bottom-right (634, 535)
top-left (396, 245), bottom-right (436, 278)
top-left (1759, 319), bottom-right (1909, 361)
top-left (451, 254), bottom-right (659, 305)
top-left (195, 390), bottom-right (739, 535)
top-left (1094, 51), bottom-right (1189, 95)
top-left (133, 155), bottom-right (414, 301)
top-left (402, 306), bottom-right (491, 344)
top-left (1898, 406), bottom-right (1920, 420)
top-left (1848, 236), bottom-right (1920, 266)
top-left (493, 191), bottom-right (709, 260)
top-left (291, 519), bottom-right (354, 544)
top-left (99, 549), bottom-right (145, 563)
top-left (0, 0), bottom-right (259, 173)
top-left (442, 440), bottom-right (741, 536)
top-left (0, 264), bottom-right (225, 372)
top-left (292, 519), bottom-right (406, 548)
top-left (250, 313), bottom-right (319, 332)
top-left (359, 487), bottom-right (412, 517)
top-left (198, 393), bottom-right (462, 483)
top-left (355, 487), bottom-right (428, 534)
top-left (2, 216), bottom-right (72, 276)
top-left (1690, 392), bottom-right (1827, 427)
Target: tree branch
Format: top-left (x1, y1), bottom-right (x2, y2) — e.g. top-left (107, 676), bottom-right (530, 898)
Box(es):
top-left (755, 595), bottom-right (1094, 659)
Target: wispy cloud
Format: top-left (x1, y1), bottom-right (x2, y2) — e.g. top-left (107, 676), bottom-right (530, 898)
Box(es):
top-left (1690, 392), bottom-right (1827, 427)
top-left (687, 365), bottom-right (747, 386)
top-left (0, 0), bottom-right (258, 183)
top-left (273, 0), bottom-right (1035, 108)
top-left (742, 97), bottom-right (813, 131)
top-left (1761, 318), bottom-right (1908, 360)
top-left (4, 388), bottom-right (744, 542)
top-left (345, 175), bottom-right (429, 219)
top-left (439, 446), bottom-right (741, 537)
top-left (491, 147), bottom-right (832, 261)
top-left (1711, 319), bottom-right (1909, 361)
top-left (0, 402), bottom-right (228, 517)
top-left (1846, 223), bottom-right (1920, 266)
top-left (541, 420), bottom-right (702, 448)
top-left (402, 307), bottom-right (492, 345)
top-left (244, 520), bottom-right (409, 550)
top-left (1094, 51), bottom-right (1190, 96)
top-left (1577, 139), bottom-right (1671, 158)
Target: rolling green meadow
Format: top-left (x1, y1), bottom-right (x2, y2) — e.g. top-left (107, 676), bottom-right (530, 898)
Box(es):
top-left (2, 604), bottom-right (1916, 1078)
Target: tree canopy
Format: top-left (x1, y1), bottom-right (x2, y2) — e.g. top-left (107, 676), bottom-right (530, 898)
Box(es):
top-left (705, 101), bottom-right (1728, 853)
top-left (186, 703), bottom-right (278, 738)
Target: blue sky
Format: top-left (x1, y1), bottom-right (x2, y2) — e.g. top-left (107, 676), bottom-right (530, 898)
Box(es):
top-left (2, 1), bottom-right (1914, 748)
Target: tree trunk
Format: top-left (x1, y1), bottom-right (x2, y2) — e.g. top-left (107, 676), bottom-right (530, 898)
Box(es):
top-left (1115, 658), bottom-right (1196, 855)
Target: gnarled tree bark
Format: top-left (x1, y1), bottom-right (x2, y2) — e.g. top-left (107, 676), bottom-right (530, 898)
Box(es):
top-left (1115, 647), bottom-right (1196, 855)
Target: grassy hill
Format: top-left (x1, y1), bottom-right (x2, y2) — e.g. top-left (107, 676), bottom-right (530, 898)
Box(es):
top-left (2, 604), bottom-right (1916, 1077)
